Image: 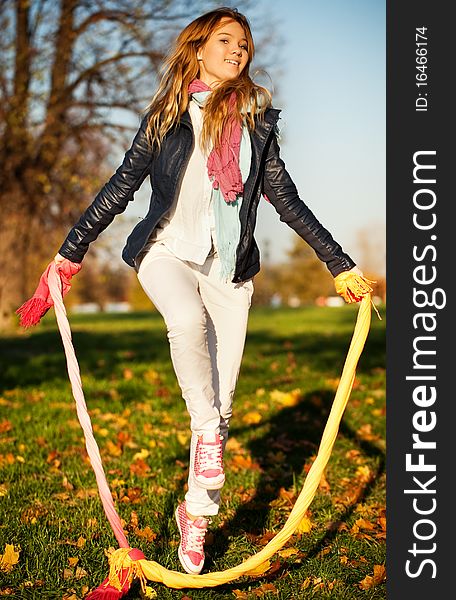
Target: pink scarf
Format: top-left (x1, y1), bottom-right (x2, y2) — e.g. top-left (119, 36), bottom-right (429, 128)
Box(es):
top-left (188, 79), bottom-right (243, 203)
top-left (16, 259), bottom-right (82, 327)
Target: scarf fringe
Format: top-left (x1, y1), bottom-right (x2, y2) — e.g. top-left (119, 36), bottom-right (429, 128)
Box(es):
top-left (334, 272), bottom-right (375, 303)
top-left (86, 548), bottom-right (147, 599)
top-left (334, 272), bottom-right (382, 320)
top-left (15, 297), bottom-right (51, 328)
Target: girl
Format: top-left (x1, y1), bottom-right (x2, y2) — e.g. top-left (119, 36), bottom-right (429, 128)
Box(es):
top-left (55, 7), bottom-right (362, 575)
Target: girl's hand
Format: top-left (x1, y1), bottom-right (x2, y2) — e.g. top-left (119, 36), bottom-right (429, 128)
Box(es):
top-left (54, 252), bottom-right (66, 264)
top-left (347, 265), bottom-right (364, 278)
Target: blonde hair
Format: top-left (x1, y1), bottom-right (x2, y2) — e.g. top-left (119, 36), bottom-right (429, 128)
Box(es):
top-left (143, 7), bottom-right (272, 152)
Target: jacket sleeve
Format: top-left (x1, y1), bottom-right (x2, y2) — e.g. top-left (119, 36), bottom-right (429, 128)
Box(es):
top-left (262, 129), bottom-right (356, 277)
top-left (59, 114), bottom-right (153, 263)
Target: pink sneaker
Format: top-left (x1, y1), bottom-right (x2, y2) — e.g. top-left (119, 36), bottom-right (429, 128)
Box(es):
top-left (194, 432), bottom-right (225, 490)
top-left (175, 501), bottom-right (208, 574)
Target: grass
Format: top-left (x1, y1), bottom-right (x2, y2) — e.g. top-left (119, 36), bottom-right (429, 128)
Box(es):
top-left (0, 303), bottom-right (386, 599)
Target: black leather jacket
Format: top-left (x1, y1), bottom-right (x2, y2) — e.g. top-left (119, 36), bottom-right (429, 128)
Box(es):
top-left (59, 107), bottom-right (355, 282)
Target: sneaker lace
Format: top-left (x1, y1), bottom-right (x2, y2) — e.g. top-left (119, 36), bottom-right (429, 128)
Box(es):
top-left (197, 439), bottom-right (223, 473)
top-left (186, 520), bottom-right (207, 553)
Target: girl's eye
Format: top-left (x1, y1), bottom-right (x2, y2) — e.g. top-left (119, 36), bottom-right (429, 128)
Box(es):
top-left (219, 39), bottom-right (247, 52)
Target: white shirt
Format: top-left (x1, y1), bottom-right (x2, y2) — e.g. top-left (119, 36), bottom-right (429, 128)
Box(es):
top-left (146, 99), bottom-right (217, 265)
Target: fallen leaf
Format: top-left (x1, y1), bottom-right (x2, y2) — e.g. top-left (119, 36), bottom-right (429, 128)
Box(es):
top-left (134, 526), bottom-right (157, 542)
top-left (0, 544), bottom-right (20, 572)
top-left (295, 516), bottom-right (313, 534)
top-left (278, 547), bottom-right (299, 558)
top-left (105, 440), bottom-right (122, 457)
top-left (0, 420), bottom-right (13, 433)
top-left (242, 411), bottom-right (262, 425)
top-left (356, 423), bottom-right (380, 442)
top-left (254, 582), bottom-right (278, 595)
top-left (129, 458), bottom-right (151, 477)
top-left (225, 437), bottom-right (243, 453)
top-left (231, 454), bottom-right (261, 471)
top-left (269, 388), bottom-right (301, 407)
top-left (68, 557), bottom-right (79, 567)
top-left (140, 587), bottom-right (158, 599)
top-left (123, 368), bottom-right (134, 380)
top-left (355, 465), bottom-right (372, 482)
top-left (318, 471), bottom-right (331, 493)
top-left (359, 564), bottom-right (386, 589)
top-left (301, 577), bottom-right (312, 589)
top-left (176, 431), bottom-right (190, 446)
top-left (351, 518), bottom-right (376, 533)
top-left (75, 566), bottom-right (88, 579)
top-left (133, 449), bottom-right (150, 461)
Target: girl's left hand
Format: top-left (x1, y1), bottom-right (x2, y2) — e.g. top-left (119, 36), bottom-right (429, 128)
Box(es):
top-left (347, 265), bottom-right (364, 278)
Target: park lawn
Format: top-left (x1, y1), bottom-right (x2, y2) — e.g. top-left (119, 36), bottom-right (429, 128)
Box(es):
top-left (0, 304), bottom-right (386, 599)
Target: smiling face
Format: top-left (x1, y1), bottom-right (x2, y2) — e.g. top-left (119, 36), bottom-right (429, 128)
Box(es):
top-left (197, 18), bottom-right (250, 88)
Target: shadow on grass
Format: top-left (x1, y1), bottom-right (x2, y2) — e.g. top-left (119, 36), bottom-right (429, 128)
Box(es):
top-left (201, 388), bottom-right (385, 575)
top-left (0, 312), bottom-right (169, 391)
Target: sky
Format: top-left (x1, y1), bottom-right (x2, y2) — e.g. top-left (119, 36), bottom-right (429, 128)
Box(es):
top-left (114, 0), bottom-right (386, 272)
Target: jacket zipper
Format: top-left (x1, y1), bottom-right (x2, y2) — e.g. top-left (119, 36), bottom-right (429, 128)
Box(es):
top-left (233, 122), bottom-right (276, 282)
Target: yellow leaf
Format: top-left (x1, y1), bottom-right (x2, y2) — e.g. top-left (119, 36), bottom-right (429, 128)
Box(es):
top-left (244, 560), bottom-right (271, 576)
top-left (0, 544), bottom-right (20, 572)
top-left (75, 566), bottom-right (88, 579)
top-left (68, 557), bottom-right (79, 567)
top-left (278, 547), bottom-right (299, 558)
top-left (373, 564), bottom-right (387, 583)
top-left (358, 564), bottom-right (386, 589)
top-left (76, 536), bottom-right (86, 548)
top-left (225, 437), bottom-right (243, 453)
top-left (123, 368), bottom-right (134, 380)
top-left (354, 518), bottom-right (375, 531)
top-left (140, 586), bottom-right (158, 598)
top-left (133, 449), bottom-right (150, 461)
top-left (269, 388), bottom-right (301, 407)
top-left (176, 432), bottom-right (190, 446)
top-left (134, 526), bottom-right (157, 542)
top-left (242, 411), bottom-right (262, 425)
top-left (105, 440), bottom-right (122, 457)
top-left (295, 516), bottom-right (313, 534)
top-left (356, 465), bottom-right (372, 482)
top-left (143, 369), bottom-right (161, 385)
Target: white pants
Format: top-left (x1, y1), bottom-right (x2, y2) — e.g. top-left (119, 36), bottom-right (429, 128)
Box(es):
top-left (137, 242), bottom-right (254, 516)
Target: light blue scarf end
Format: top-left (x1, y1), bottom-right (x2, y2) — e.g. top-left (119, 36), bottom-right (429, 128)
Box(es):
top-left (214, 125), bottom-right (251, 283)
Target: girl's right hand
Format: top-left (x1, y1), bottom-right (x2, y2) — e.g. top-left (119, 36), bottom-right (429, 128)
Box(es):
top-left (54, 252), bottom-right (66, 264)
